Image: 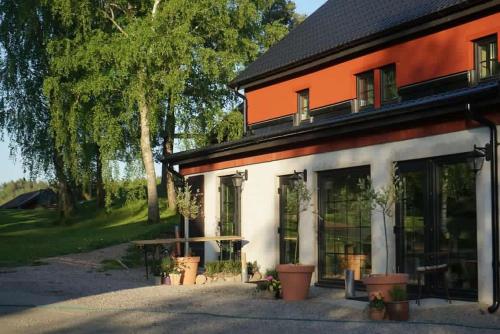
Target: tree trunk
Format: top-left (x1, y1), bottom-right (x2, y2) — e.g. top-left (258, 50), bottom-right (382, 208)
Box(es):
top-left (96, 146), bottom-right (105, 209)
top-left (53, 150), bottom-right (75, 220)
top-left (138, 89), bottom-right (160, 224)
top-left (161, 96), bottom-right (176, 209)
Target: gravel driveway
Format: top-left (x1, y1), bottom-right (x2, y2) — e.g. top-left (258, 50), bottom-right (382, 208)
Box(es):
top-left (1, 244), bottom-right (500, 333)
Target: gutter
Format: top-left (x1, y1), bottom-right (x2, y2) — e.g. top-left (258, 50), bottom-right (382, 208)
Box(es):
top-left (466, 103), bottom-right (499, 313)
top-left (233, 87), bottom-right (248, 136)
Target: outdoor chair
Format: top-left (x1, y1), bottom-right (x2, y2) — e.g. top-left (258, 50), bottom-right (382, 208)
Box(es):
top-left (416, 251), bottom-right (451, 305)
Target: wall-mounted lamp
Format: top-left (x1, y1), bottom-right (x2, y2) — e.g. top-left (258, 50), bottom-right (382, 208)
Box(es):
top-left (469, 144), bottom-right (491, 173)
top-left (231, 170), bottom-right (248, 188)
top-left (291, 169), bottom-right (307, 182)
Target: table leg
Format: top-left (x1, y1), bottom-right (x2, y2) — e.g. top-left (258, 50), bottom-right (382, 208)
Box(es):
top-left (144, 247), bottom-right (149, 280)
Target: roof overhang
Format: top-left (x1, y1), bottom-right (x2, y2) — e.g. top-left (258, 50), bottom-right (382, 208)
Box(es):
top-left (166, 81), bottom-right (500, 167)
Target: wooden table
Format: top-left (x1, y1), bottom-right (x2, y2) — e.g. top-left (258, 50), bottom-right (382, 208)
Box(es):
top-left (132, 236), bottom-right (244, 279)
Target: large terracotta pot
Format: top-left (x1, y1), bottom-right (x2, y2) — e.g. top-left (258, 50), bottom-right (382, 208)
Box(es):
top-left (363, 273), bottom-right (409, 302)
top-left (277, 264), bottom-right (315, 301)
top-left (176, 256), bottom-right (200, 285)
top-left (386, 301), bottom-right (409, 321)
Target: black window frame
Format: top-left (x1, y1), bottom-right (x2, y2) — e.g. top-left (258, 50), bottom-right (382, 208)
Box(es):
top-left (380, 64), bottom-right (398, 104)
top-left (474, 34), bottom-right (498, 81)
top-left (297, 89), bottom-right (310, 122)
top-left (317, 165), bottom-right (372, 285)
top-left (356, 71), bottom-right (375, 110)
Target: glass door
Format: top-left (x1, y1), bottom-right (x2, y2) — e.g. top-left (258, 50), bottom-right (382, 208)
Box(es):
top-left (318, 166), bottom-right (371, 283)
top-left (278, 176), bottom-right (299, 264)
top-left (396, 155), bottom-right (478, 298)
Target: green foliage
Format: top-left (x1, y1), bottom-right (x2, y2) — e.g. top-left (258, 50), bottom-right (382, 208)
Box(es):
top-left (204, 260), bottom-right (241, 277)
top-left (389, 286), bottom-right (408, 302)
top-left (264, 268), bottom-right (279, 280)
top-left (175, 184), bottom-right (200, 220)
top-left (0, 179), bottom-right (51, 206)
top-left (286, 178), bottom-right (312, 214)
top-left (369, 291), bottom-right (385, 310)
top-left (160, 256), bottom-right (180, 274)
top-left (214, 110), bottom-right (244, 144)
top-left (0, 201), bottom-right (177, 267)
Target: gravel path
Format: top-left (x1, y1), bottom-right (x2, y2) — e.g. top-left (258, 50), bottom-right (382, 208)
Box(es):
top-left (1, 245), bottom-right (500, 333)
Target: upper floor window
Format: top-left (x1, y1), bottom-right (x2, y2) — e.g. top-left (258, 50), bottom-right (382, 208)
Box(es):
top-left (357, 71), bottom-right (374, 109)
top-left (381, 64), bottom-right (398, 103)
top-left (475, 35), bottom-right (498, 80)
top-left (297, 89), bottom-right (310, 121)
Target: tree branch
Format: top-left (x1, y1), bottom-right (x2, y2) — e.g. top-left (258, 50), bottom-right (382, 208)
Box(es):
top-left (152, 0), bottom-right (161, 17)
top-left (100, 8), bottom-right (129, 37)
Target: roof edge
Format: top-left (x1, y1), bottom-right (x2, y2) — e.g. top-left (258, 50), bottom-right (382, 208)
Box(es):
top-left (166, 82), bottom-right (500, 166)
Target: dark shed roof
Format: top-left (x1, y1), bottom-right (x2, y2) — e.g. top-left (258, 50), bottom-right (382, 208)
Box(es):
top-left (231, 0), bottom-right (488, 87)
top-left (0, 189), bottom-right (57, 209)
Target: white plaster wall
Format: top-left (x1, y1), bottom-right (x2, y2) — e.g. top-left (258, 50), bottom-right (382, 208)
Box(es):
top-left (192, 126), bottom-right (495, 304)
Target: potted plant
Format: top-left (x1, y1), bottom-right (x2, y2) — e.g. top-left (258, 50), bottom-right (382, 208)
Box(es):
top-left (276, 178), bottom-right (315, 301)
top-left (386, 285), bottom-right (409, 321)
top-left (160, 256), bottom-right (175, 285)
top-left (169, 265), bottom-right (183, 286)
top-left (175, 184), bottom-right (201, 285)
top-left (265, 269), bottom-right (282, 299)
top-left (368, 291), bottom-right (386, 320)
top-left (359, 165), bottom-right (409, 302)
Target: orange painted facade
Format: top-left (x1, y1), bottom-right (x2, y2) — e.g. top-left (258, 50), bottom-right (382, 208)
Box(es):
top-left (246, 13), bottom-right (500, 124)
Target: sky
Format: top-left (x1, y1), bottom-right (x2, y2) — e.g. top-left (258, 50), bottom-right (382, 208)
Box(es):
top-left (0, 0), bottom-right (328, 184)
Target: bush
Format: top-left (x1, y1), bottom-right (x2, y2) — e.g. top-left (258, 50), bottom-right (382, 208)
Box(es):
top-left (204, 260), bottom-right (241, 277)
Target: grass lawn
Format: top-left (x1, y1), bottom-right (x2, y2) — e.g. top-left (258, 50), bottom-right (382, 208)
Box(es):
top-left (0, 201), bottom-right (178, 267)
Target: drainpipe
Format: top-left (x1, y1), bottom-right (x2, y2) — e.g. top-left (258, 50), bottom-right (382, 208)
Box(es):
top-left (466, 103), bottom-right (499, 313)
top-left (233, 87), bottom-right (248, 136)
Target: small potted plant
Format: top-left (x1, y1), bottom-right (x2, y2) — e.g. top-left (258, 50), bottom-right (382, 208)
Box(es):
top-left (359, 166), bottom-right (409, 301)
top-left (160, 256), bottom-right (175, 285)
top-left (276, 178), bottom-right (315, 301)
top-left (175, 184), bottom-right (201, 285)
top-left (266, 274), bottom-right (282, 299)
top-left (169, 265), bottom-right (183, 286)
top-left (386, 286), bottom-right (409, 321)
top-left (369, 291), bottom-right (386, 320)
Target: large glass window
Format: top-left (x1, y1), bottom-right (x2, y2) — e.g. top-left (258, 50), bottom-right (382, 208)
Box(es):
top-left (397, 155), bottom-right (477, 298)
top-left (381, 64), bottom-right (398, 103)
top-left (297, 89), bottom-right (310, 121)
top-left (219, 176), bottom-right (240, 260)
top-left (279, 176), bottom-right (300, 264)
top-left (318, 166), bottom-right (371, 282)
top-left (475, 35), bottom-right (498, 80)
top-left (357, 71), bottom-right (374, 109)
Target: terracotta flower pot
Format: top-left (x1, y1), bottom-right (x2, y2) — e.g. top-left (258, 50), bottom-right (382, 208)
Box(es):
top-left (363, 273), bottom-right (409, 302)
top-left (277, 264), bottom-right (315, 301)
top-left (169, 273), bottom-right (182, 286)
top-left (161, 276), bottom-right (170, 285)
top-left (386, 301), bottom-right (409, 321)
top-left (369, 307), bottom-right (386, 321)
top-left (176, 256), bottom-right (200, 285)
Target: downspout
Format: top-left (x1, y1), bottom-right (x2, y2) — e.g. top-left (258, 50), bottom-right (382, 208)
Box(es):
top-left (466, 103), bottom-right (499, 313)
top-left (233, 87), bottom-right (248, 136)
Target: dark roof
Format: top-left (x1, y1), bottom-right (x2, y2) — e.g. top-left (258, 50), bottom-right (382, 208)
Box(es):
top-left (232, 0), bottom-right (488, 87)
top-left (0, 189), bottom-right (56, 209)
top-left (166, 80), bottom-right (500, 166)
